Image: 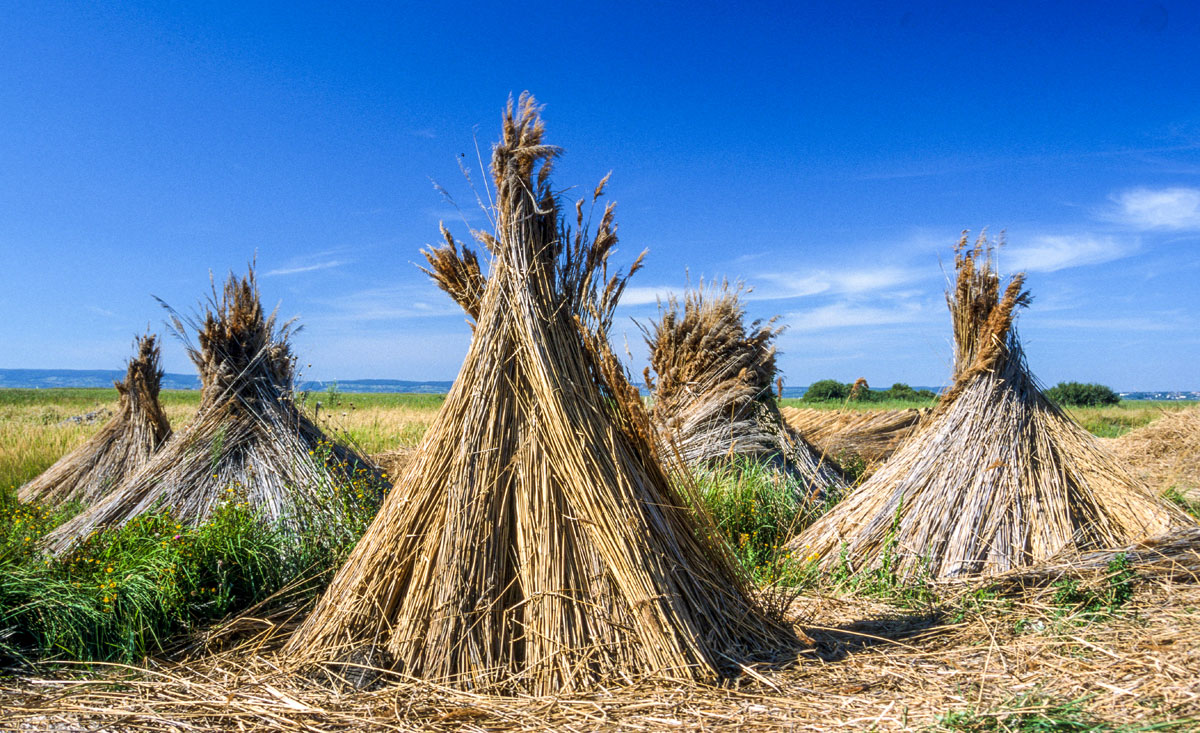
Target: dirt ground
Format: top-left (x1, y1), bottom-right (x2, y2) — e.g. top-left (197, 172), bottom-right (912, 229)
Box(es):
top-left (2, 555), bottom-right (1198, 732)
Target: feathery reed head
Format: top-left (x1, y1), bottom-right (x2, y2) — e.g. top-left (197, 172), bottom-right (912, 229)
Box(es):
top-left (168, 267), bottom-right (296, 408)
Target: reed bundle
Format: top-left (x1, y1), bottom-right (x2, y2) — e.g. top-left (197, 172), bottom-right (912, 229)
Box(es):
top-left (778, 406), bottom-right (926, 465)
top-left (644, 283), bottom-right (844, 496)
top-left (19, 335), bottom-right (172, 507)
top-left (1109, 407), bottom-right (1200, 501)
top-left (787, 233), bottom-right (1192, 579)
top-left (43, 269), bottom-right (376, 556)
top-left (286, 95), bottom-right (797, 694)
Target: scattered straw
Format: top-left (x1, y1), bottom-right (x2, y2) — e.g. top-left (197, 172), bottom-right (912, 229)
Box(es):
top-left (779, 406), bottom-right (926, 471)
top-left (5, 547), bottom-right (1200, 730)
top-left (1108, 407), bottom-right (1200, 501)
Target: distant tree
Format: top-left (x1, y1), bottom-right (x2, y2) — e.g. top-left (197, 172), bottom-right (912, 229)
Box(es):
top-left (1045, 381), bottom-right (1120, 407)
top-left (884, 382), bottom-right (918, 401)
top-left (802, 379), bottom-right (850, 402)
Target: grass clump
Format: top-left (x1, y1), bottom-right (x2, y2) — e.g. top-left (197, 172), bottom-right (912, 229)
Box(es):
top-left (693, 458), bottom-right (839, 584)
top-left (1163, 487), bottom-right (1200, 520)
top-left (1050, 553), bottom-right (1137, 622)
top-left (0, 473), bottom-right (381, 664)
top-left (935, 695), bottom-right (1107, 732)
top-left (934, 692), bottom-right (1196, 732)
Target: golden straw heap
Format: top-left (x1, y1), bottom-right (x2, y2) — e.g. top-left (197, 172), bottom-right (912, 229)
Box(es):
top-left (286, 94), bottom-right (798, 694)
top-left (786, 233), bottom-right (1193, 579)
top-left (19, 334), bottom-right (172, 507)
top-left (644, 282), bottom-right (845, 497)
top-left (43, 269), bottom-right (378, 555)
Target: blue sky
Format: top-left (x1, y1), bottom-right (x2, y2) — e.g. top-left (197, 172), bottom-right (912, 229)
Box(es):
top-left (1, 1), bottom-right (1198, 390)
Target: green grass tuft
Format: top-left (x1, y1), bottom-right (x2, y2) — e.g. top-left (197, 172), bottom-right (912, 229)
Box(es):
top-left (0, 470), bottom-right (382, 664)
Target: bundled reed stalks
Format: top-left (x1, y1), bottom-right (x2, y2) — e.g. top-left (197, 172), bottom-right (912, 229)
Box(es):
top-left (286, 95), bottom-right (797, 694)
top-left (43, 269), bottom-right (376, 556)
top-left (787, 233), bottom-right (1192, 579)
top-left (643, 283), bottom-right (844, 497)
top-left (1109, 407), bottom-right (1200, 501)
top-left (19, 335), bottom-right (172, 507)
top-left (778, 406), bottom-right (926, 466)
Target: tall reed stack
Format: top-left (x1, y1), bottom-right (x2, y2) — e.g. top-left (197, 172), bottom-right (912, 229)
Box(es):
top-left (19, 334), bottom-right (172, 507)
top-left (787, 233), bottom-right (1191, 579)
top-left (644, 283), bottom-right (845, 497)
top-left (286, 95), bottom-right (796, 694)
top-left (43, 269), bottom-right (376, 555)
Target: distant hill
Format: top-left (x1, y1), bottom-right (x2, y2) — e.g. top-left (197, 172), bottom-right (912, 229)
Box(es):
top-left (300, 379), bottom-right (456, 395)
top-left (1, 370), bottom-right (1195, 400)
top-left (0, 368), bottom-right (200, 390)
top-left (0, 369), bottom-right (452, 394)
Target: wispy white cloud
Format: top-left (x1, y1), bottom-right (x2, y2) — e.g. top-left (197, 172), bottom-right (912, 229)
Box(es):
top-left (1004, 234), bottom-right (1134, 273)
top-left (616, 266), bottom-right (919, 308)
top-left (784, 301), bottom-right (927, 331)
top-left (265, 260), bottom-right (345, 277)
top-left (318, 284), bottom-right (463, 321)
top-left (752, 266), bottom-right (923, 301)
top-left (1110, 187), bottom-right (1200, 230)
top-left (618, 285), bottom-right (672, 307)
top-left (1036, 311), bottom-right (1187, 333)
top-left (85, 305), bottom-right (117, 318)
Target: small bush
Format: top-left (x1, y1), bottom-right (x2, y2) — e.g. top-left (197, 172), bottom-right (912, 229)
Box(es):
top-left (801, 379), bottom-right (850, 402)
top-left (801, 380), bottom-right (935, 404)
top-left (1045, 382), bottom-right (1120, 407)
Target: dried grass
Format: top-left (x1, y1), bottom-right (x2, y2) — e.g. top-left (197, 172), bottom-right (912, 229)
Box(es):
top-left (1108, 407), bottom-right (1200, 501)
top-left (779, 406), bottom-right (925, 468)
top-left (644, 283), bottom-right (845, 498)
top-left (5, 549), bottom-right (1200, 731)
top-left (283, 94), bottom-right (800, 695)
top-left (41, 269), bottom-right (377, 556)
top-left (17, 335), bottom-right (172, 507)
top-left (787, 232), bottom-right (1193, 579)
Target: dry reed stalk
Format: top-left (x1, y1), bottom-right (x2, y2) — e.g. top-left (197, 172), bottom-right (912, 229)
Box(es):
top-left (787, 233), bottom-right (1193, 579)
top-left (643, 283), bottom-right (845, 497)
top-left (778, 406), bottom-right (926, 465)
top-left (7, 563), bottom-right (1200, 731)
top-left (42, 269), bottom-right (377, 556)
top-left (285, 94), bottom-right (798, 694)
top-left (18, 334), bottom-right (172, 507)
top-left (1109, 407), bottom-right (1200, 501)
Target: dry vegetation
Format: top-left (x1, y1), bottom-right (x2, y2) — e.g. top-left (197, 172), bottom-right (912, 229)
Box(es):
top-left (2, 559), bottom-right (1199, 731)
top-left (788, 234), bottom-right (1190, 580)
top-left (41, 271), bottom-right (380, 556)
top-left (1108, 407), bottom-right (1200, 504)
top-left (18, 335), bottom-right (172, 507)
